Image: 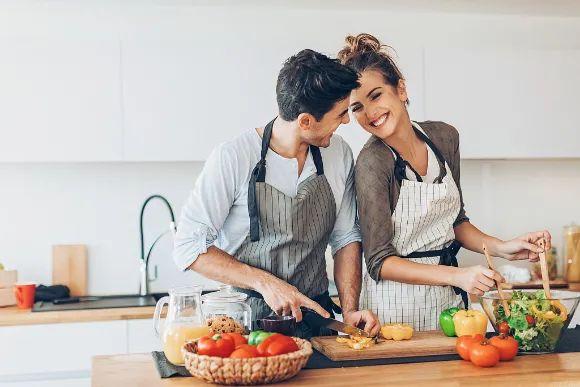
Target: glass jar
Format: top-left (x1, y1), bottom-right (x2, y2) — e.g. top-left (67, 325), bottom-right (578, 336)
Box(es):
top-left (563, 223), bottom-right (580, 282)
top-left (153, 286), bottom-right (209, 365)
top-left (202, 285), bottom-right (252, 334)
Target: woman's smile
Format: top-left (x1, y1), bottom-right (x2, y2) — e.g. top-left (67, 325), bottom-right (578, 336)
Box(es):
top-left (369, 112), bottom-right (390, 128)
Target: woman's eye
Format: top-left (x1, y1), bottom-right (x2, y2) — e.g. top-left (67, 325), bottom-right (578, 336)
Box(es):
top-left (351, 106), bottom-right (360, 113)
top-left (371, 92), bottom-right (381, 100)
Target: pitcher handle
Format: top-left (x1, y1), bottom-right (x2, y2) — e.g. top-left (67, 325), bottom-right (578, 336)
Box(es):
top-left (153, 296), bottom-right (169, 337)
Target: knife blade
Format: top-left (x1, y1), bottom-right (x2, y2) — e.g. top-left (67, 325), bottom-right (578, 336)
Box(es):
top-left (301, 308), bottom-right (370, 337)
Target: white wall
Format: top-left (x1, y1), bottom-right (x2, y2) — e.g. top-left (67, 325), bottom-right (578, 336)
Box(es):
top-left (1, 158), bottom-right (579, 295)
top-left (1, 1), bottom-right (580, 294)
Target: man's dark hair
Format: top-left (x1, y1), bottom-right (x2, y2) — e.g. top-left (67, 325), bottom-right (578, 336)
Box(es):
top-left (276, 49), bottom-right (359, 121)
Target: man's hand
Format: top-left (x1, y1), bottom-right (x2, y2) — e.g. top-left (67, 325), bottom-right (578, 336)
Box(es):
top-left (343, 309), bottom-right (381, 337)
top-left (255, 275), bottom-right (330, 322)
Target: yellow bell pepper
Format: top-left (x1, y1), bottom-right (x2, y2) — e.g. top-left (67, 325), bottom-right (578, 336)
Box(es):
top-left (380, 324), bottom-right (414, 341)
top-left (531, 301), bottom-right (568, 320)
top-left (452, 309), bottom-right (488, 337)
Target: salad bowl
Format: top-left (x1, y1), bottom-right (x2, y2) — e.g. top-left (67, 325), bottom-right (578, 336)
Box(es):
top-left (480, 289), bottom-right (580, 353)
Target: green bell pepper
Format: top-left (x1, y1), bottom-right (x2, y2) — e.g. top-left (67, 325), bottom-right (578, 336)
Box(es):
top-left (248, 330), bottom-right (273, 346)
top-left (439, 307), bottom-right (460, 337)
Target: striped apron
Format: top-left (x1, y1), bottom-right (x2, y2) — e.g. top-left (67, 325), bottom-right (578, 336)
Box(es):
top-left (361, 123), bottom-right (468, 331)
top-left (233, 118), bottom-right (339, 338)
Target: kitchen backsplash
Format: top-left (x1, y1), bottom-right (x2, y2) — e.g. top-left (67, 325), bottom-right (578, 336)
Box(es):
top-left (1, 158), bottom-right (579, 295)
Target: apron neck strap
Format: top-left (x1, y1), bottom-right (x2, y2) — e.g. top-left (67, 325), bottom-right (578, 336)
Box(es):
top-left (386, 124), bottom-right (448, 184)
top-left (248, 117), bottom-right (325, 242)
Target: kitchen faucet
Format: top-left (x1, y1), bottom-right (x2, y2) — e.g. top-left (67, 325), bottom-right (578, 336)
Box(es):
top-left (139, 194), bottom-right (176, 296)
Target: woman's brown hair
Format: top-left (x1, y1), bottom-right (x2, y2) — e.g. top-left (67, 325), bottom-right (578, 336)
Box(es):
top-left (337, 33), bottom-right (408, 103)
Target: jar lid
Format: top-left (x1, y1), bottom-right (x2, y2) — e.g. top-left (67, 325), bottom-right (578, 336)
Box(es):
top-left (202, 284), bottom-right (248, 303)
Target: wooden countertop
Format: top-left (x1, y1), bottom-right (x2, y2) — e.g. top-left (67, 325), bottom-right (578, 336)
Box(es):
top-left (92, 352), bottom-right (580, 386)
top-left (0, 305), bottom-right (155, 327)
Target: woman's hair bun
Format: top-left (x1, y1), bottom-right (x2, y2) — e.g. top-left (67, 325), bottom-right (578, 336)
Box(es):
top-left (338, 33), bottom-right (385, 63)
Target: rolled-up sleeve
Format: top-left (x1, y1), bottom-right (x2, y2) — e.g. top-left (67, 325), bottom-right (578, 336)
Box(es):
top-left (173, 144), bottom-right (239, 271)
top-left (329, 143), bottom-right (362, 256)
top-left (355, 145), bottom-right (398, 282)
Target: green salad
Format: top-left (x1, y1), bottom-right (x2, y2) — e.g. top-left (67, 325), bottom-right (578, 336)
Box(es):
top-left (494, 290), bottom-right (568, 352)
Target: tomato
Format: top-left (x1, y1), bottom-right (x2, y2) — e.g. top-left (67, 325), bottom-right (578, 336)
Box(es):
top-left (456, 334), bottom-right (484, 361)
top-left (264, 336), bottom-right (299, 356)
top-left (526, 315), bottom-right (536, 326)
top-left (221, 332), bottom-right (247, 348)
top-left (196, 334), bottom-right (236, 357)
top-left (498, 321), bottom-right (510, 335)
top-left (469, 340), bottom-right (500, 367)
top-left (229, 344), bottom-right (260, 358)
top-left (256, 333), bottom-right (284, 355)
top-left (489, 334), bottom-right (518, 361)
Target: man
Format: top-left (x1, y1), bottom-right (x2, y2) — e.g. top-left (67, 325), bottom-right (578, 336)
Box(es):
top-left (173, 49), bottom-right (380, 338)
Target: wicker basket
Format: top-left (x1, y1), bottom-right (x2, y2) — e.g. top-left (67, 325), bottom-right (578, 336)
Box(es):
top-left (182, 337), bottom-right (312, 385)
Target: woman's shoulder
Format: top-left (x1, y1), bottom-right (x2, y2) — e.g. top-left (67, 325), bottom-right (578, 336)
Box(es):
top-left (417, 120), bottom-right (460, 148)
top-left (355, 135), bottom-right (395, 176)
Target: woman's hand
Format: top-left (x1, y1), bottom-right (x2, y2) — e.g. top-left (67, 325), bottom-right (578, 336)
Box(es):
top-left (452, 265), bottom-right (505, 296)
top-left (492, 230), bottom-right (552, 262)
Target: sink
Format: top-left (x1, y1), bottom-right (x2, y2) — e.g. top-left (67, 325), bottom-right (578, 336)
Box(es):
top-left (31, 291), bottom-right (213, 312)
top-left (32, 294), bottom-right (158, 312)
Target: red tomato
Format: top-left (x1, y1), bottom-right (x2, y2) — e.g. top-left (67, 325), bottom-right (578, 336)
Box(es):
top-left (221, 332), bottom-right (248, 348)
top-left (489, 334), bottom-right (518, 361)
top-left (256, 333), bottom-right (284, 355)
top-left (196, 334), bottom-right (235, 357)
top-left (526, 315), bottom-right (535, 326)
top-left (229, 344), bottom-right (260, 358)
top-left (498, 321), bottom-right (510, 335)
top-left (265, 336), bottom-right (299, 356)
top-left (469, 340), bottom-right (500, 367)
top-left (456, 334), bottom-right (484, 361)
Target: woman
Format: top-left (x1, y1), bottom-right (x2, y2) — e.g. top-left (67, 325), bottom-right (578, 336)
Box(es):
top-left (337, 33), bottom-right (551, 331)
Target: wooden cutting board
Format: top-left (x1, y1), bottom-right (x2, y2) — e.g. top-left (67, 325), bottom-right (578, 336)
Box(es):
top-left (52, 244), bottom-right (88, 296)
top-left (310, 330), bottom-right (457, 361)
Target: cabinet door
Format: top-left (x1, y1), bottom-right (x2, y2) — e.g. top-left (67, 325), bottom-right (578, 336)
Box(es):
top-left (127, 319), bottom-right (162, 354)
top-left (0, 321), bottom-right (126, 375)
top-left (424, 48), bottom-right (580, 158)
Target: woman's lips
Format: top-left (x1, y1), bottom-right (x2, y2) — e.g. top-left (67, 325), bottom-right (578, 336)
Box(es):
top-left (370, 112), bottom-right (389, 128)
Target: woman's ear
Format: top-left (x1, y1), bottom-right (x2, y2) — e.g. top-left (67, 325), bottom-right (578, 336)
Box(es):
top-left (397, 79), bottom-right (408, 103)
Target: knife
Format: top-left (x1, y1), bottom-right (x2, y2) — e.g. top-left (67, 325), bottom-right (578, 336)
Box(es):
top-left (301, 308), bottom-right (370, 337)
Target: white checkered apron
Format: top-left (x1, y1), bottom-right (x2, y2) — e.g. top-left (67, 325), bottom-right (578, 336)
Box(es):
top-left (360, 161), bottom-right (463, 331)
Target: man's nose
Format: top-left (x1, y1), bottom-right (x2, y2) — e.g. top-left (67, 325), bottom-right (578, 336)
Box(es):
top-left (342, 113), bottom-right (350, 125)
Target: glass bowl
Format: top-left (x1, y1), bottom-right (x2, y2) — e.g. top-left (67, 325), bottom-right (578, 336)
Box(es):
top-left (480, 289), bottom-right (580, 353)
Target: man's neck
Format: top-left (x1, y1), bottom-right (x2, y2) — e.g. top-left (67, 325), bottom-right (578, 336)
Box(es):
top-left (269, 117), bottom-right (309, 160)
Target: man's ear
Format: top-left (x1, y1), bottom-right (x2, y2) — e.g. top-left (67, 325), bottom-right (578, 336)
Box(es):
top-left (397, 79), bottom-right (408, 103)
top-left (297, 113), bottom-right (315, 131)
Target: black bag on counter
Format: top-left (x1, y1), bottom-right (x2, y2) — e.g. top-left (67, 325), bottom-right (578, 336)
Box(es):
top-left (34, 284), bottom-right (70, 302)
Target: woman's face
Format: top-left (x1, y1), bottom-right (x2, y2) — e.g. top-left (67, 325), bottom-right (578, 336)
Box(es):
top-left (349, 69), bottom-right (408, 139)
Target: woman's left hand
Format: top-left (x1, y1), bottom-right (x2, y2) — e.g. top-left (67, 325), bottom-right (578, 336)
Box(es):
top-left (493, 230), bottom-right (552, 262)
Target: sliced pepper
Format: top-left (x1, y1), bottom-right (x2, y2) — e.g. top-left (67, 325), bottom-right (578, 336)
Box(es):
top-left (439, 307), bottom-right (460, 337)
top-left (380, 323), bottom-right (414, 341)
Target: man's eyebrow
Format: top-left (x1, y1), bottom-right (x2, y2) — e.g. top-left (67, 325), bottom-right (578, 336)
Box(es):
top-left (338, 108), bottom-right (348, 117)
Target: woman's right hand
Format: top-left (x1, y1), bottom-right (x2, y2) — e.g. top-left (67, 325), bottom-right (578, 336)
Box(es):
top-left (452, 265), bottom-right (504, 296)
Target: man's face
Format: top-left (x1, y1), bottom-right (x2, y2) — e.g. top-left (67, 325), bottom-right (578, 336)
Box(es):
top-left (299, 98), bottom-right (350, 148)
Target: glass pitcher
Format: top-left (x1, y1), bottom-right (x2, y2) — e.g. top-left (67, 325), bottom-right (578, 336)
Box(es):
top-left (153, 286), bottom-right (210, 365)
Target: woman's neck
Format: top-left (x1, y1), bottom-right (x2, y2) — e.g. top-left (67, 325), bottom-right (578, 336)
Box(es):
top-left (384, 114), bottom-right (427, 170)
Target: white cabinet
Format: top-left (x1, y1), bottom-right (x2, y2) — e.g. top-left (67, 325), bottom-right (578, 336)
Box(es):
top-left (0, 321), bottom-right (127, 376)
top-left (0, 35), bottom-right (123, 162)
top-left (127, 319), bottom-right (162, 354)
top-left (424, 48), bottom-right (580, 159)
top-left (119, 7), bottom-right (279, 161)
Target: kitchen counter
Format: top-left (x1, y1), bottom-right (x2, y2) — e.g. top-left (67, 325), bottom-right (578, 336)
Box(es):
top-left (92, 352), bottom-right (580, 386)
top-left (0, 305), bottom-right (156, 327)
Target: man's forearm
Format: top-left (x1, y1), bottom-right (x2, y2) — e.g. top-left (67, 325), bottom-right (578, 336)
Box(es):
top-left (333, 241), bottom-right (362, 313)
top-left (188, 246), bottom-right (276, 292)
